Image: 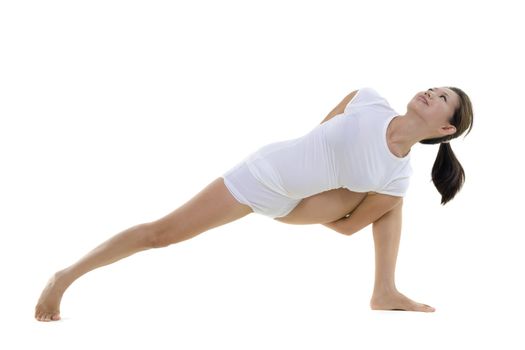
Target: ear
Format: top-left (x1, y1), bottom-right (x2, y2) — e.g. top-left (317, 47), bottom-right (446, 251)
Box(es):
top-left (440, 124), bottom-right (456, 137)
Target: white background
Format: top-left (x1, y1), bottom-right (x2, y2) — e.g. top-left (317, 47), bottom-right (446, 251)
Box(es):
top-left (1, 0), bottom-right (524, 349)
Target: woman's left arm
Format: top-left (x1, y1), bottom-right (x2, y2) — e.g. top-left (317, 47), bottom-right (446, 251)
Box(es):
top-left (322, 193), bottom-right (403, 236)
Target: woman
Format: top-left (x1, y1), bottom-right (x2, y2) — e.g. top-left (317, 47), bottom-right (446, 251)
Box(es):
top-left (35, 86), bottom-right (473, 321)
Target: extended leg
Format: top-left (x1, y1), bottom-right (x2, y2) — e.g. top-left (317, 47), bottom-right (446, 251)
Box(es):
top-left (35, 177), bottom-right (253, 321)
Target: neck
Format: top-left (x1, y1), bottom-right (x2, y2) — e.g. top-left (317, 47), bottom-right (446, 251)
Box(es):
top-left (386, 113), bottom-right (433, 158)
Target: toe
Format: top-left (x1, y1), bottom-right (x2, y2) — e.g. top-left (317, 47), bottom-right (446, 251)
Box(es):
top-left (35, 310), bottom-right (61, 321)
top-left (419, 303), bottom-right (435, 312)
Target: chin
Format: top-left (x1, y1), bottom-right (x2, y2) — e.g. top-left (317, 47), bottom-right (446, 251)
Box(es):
top-left (407, 100), bottom-right (423, 113)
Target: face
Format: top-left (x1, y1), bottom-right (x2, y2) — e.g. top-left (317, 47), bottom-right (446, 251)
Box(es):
top-left (409, 86), bottom-right (461, 138)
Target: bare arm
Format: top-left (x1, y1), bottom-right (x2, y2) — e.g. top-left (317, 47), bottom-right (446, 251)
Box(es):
top-left (320, 90), bottom-right (358, 124)
top-left (322, 193), bottom-right (437, 311)
top-left (322, 192), bottom-right (403, 236)
top-left (371, 201), bottom-right (402, 293)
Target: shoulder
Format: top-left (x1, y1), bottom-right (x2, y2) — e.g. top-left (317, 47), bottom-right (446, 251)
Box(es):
top-left (349, 87), bottom-right (389, 107)
top-left (357, 87), bottom-right (382, 97)
top-left (343, 87), bottom-right (394, 117)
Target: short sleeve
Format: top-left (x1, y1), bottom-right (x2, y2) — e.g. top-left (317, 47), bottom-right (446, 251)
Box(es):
top-left (376, 176), bottom-right (411, 197)
top-left (343, 87), bottom-right (387, 114)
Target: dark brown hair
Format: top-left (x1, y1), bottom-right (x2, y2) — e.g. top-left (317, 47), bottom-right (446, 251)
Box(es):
top-left (419, 87), bottom-right (474, 205)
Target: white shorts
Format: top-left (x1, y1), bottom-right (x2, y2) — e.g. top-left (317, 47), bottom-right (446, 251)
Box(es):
top-left (221, 160), bottom-right (301, 219)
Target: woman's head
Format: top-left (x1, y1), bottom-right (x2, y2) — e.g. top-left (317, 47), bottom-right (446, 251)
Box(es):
top-left (411, 86), bottom-right (474, 204)
top-left (410, 87), bottom-right (473, 143)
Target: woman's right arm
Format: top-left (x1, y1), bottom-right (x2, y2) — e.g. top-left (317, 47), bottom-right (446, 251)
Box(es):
top-left (322, 192), bottom-right (403, 236)
top-left (319, 90), bottom-right (358, 124)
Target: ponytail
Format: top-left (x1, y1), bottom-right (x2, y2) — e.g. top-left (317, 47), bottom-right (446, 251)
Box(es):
top-left (431, 142), bottom-right (465, 205)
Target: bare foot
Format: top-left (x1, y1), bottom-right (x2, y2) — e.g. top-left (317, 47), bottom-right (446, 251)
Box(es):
top-left (35, 271), bottom-right (68, 321)
top-left (370, 290), bottom-right (436, 312)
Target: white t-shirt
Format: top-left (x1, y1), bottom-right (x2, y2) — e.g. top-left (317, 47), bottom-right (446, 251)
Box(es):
top-left (244, 87), bottom-right (413, 199)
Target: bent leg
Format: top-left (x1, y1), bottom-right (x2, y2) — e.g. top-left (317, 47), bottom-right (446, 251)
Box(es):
top-left (35, 177), bottom-right (253, 321)
top-left (274, 188), bottom-right (368, 225)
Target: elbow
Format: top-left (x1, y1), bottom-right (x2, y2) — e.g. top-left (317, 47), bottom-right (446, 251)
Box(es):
top-left (323, 219), bottom-right (356, 236)
top-left (340, 220), bottom-right (369, 236)
top-left (342, 229), bottom-right (357, 236)
top-left (339, 214), bottom-right (358, 236)
top-left (323, 216), bottom-right (354, 236)
top-left (339, 225), bottom-right (358, 236)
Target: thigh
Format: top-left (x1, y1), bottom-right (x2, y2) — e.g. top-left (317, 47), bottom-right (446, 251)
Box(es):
top-left (274, 188), bottom-right (368, 225)
top-left (150, 177), bottom-right (253, 245)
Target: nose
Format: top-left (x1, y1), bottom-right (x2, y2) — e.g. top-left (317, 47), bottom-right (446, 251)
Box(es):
top-left (425, 90), bottom-right (433, 99)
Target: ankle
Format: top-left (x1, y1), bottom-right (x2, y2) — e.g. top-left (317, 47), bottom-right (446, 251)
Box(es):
top-left (53, 269), bottom-right (74, 290)
top-left (372, 284), bottom-right (399, 297)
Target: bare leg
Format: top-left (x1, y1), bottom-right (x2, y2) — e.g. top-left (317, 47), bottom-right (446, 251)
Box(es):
top-left (35, 177), bottom-right (253, 321)
top-left (34, 223), bottom-right (155, 321)
top-left (275, 188), bottom-right (367, 225)
top-left (369, 202), bottom-right (435, 312)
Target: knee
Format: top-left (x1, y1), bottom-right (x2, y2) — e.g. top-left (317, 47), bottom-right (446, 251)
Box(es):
top-left (142, 222), bottom-right (172, 249)
top-left (145, 220), bottom-right (190, 249)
